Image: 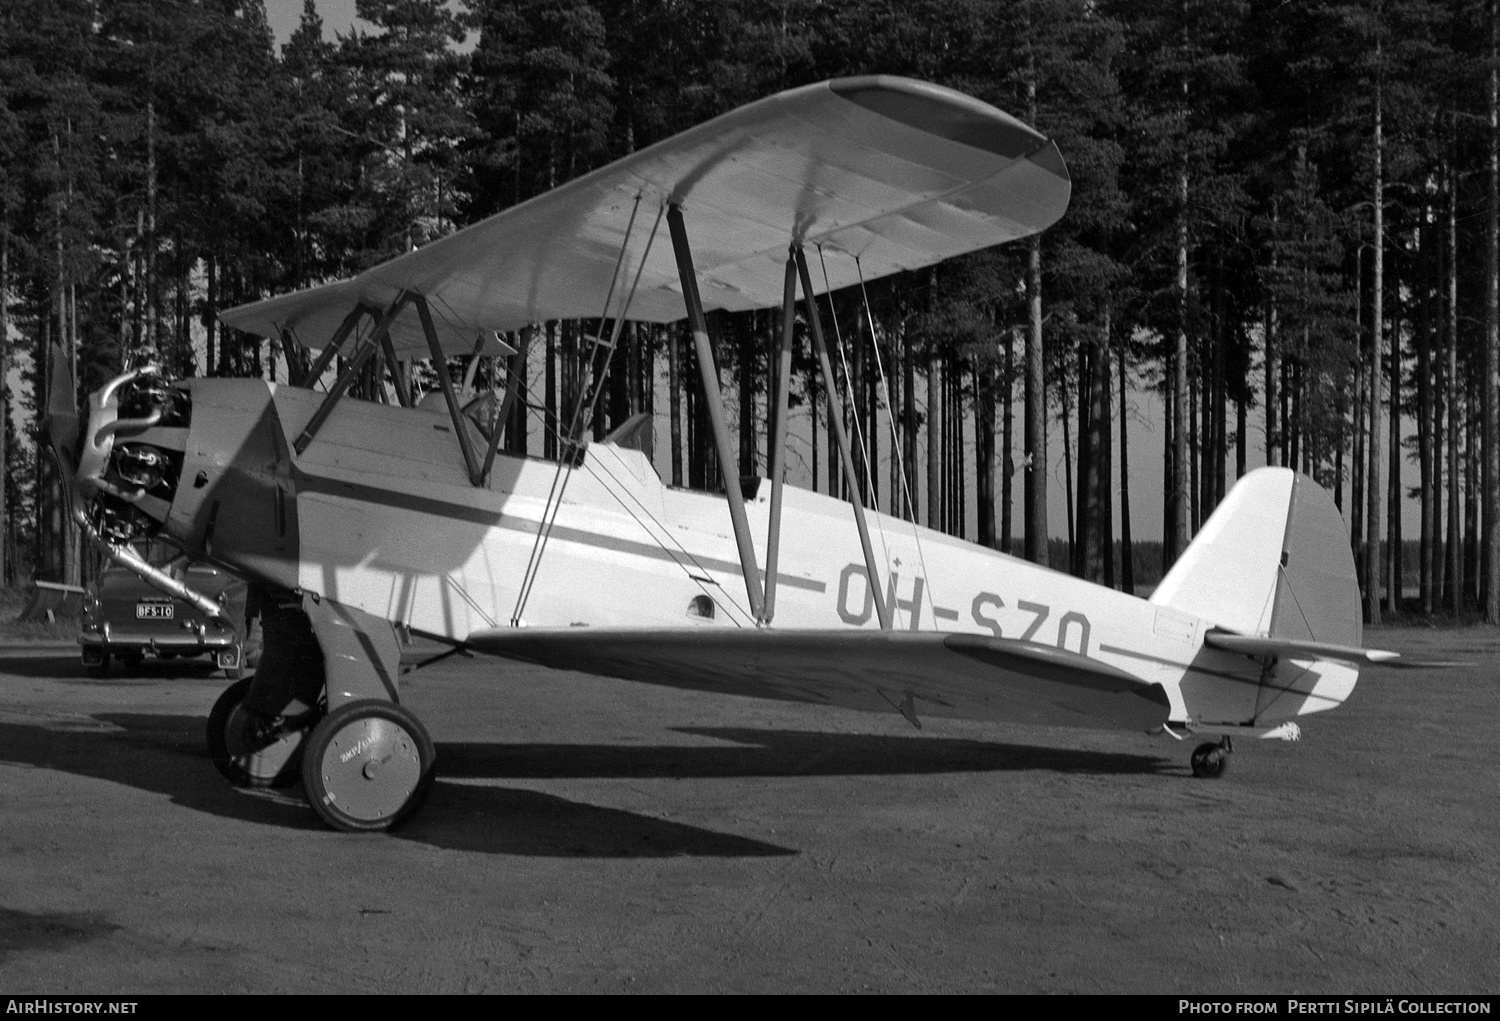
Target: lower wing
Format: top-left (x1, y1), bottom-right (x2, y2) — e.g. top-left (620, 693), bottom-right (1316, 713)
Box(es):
top-left (464, 628), bottom-right (1171, 731)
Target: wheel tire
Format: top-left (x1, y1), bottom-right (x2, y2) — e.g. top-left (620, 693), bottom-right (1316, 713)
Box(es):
top-left (121, 653), bottom-right (144, 672)
top-left (85, 653), bottom-right (110, 679)
top-left (1190, 741), bottom-right (1229, 779)
top-left (302, 699), bottom-right (436, 833)
top-left (207, 677), bottom-right (312, 789)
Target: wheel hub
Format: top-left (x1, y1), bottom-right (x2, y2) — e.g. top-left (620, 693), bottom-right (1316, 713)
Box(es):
top-left (318, 718), bottom-right (422, 821)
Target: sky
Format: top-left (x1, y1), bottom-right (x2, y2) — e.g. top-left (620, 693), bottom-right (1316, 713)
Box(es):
top-left (265, 0), bottom-right (369, 46)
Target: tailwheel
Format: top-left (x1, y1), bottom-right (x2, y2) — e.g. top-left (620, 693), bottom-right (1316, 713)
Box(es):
top-left (1190, 737), bottom-right (1232, 779)
top-left (207, 677), bottom-right (315, 788)
top-left (301, 699), bottom-right (435, 833)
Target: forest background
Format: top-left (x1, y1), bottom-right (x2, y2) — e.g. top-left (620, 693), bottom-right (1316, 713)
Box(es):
top-left (2, 0), bottom-right (1498, 626)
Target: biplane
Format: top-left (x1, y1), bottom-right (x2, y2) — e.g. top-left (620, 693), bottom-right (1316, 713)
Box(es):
top-left (50, 76), bottom-right (1415, 833)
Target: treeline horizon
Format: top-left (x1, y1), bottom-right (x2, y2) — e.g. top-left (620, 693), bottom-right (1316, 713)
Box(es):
top-left (3, 0), bottom-right (1499, 624)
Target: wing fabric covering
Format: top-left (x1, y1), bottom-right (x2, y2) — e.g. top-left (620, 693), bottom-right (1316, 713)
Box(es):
top-left (466, 628), bottom-right (1170, 731)
top-left (218, 76), bottom-right (1071, 359)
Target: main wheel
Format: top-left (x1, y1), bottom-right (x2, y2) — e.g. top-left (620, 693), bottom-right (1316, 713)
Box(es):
top-left (207, 677), bottom-right (313, 789)
top-left (301, 699), bottom-right (435, 833)
top-left (1190, 741), bottom-right (1229, 779)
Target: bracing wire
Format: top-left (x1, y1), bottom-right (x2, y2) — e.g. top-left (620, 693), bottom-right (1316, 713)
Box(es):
top-left (816, 246), bottom-right (894, 615)
top-left (856, 254), bottom-right (938, 629)
top-left (815, 247), bottom-right (876, 509)
top-left (502, 310), bottom-right (756, 628)
top-left (512, 200), bottom-right (665, 626)
top-left (511, 196), bottom-right (644, 623)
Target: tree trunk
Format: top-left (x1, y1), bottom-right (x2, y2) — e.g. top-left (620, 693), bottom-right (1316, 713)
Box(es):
top-left (1189, 348), bottom-right (1199, 532)
top-left (976, 356), bottom-right (996, 549)
top-left (904, 322), bottom-right (918, 522)
top-left (739, 313), bottom-right (755, 478)
top-left (0, 229), bottom-right (8, 586)
top-left (1074, 343), bottom-right (1090, 576)
top-left (928, 348), bottom-right (942, 529)
top-left (545, 321), bottom-right (558, 461)
top-left (146, 98), bottom-right (158, 357)
top-left (1086, 311), bottom-right (1113, 585)
top-left (1002, 327), bottom-right (1015, 554)
top-left (1418, 215), bottom-right (1434, 616)
top-left (1266, 204), bottom-right (1280, 467)
top-left (1448, 154), bottom-right (1463, 612)
top-left (1467, 373), bottom-right (1480, 607)
top-left (668, 322), bottom-right (682, 485)
top-left (1352, 275), bottom-right (1365, 565)
top-left (1164, 351), bottom-right (1175, 558)
top-left (1060, 369), bottom-right (1076, 572)
top-left (1119, 322), bottom-right (1134, 595)
top-left (809, 361), bottom-right (820, 494)
top-left (1173, 166), bottom-right (1190, 562)
top-left (1366, 82), bottom-right (1385, 626)
top-left (1025, 237), bottom-right (1047, 564)
top-left (1388, 295), bottom-right (1402, 615)
top-left (1487, 0), bottom-right (1500, 622)
top-left (205, 254), bottom-right (216, 377)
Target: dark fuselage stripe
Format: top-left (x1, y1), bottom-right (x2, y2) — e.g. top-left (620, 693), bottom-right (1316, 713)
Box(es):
top-left (292, 469), bottom-right (828, 594)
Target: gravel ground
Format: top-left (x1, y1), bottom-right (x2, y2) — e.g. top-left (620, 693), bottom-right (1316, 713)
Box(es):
top-left (0, 625), bottom-right (1496, 993)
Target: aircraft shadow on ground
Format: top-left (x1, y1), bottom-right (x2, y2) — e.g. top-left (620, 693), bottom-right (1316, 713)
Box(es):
top-left (405, 781), bottom-right (793, 857)
top-left (437, 727), bottom-right (1172, 781)
top-left (0, 714), bottom-right (793, 858)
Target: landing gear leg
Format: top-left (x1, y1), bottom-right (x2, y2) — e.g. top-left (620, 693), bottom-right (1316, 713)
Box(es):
top-left (299, 597), bottom-right (434, 832)
top-left (1190, 736), bottom-right (1233, 779)
top-left (209, 594), bottom-right (326, 788)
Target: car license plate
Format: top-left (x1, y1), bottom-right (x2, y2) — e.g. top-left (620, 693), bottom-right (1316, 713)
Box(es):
top-left (136, 602), bottom-right (174, 620)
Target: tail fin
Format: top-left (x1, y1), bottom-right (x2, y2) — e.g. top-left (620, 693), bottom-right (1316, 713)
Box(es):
top-left (1151, 468), bottom-right (1360, 646)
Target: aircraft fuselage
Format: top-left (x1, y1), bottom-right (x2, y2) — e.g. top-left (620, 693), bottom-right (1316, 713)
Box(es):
top-left (146, 379), bottom-right (1355, 733)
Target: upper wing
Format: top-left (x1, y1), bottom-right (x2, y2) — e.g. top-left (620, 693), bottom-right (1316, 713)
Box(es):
top-left (464, 627), bottom-right (1168, 731)
top-left (219, 76), bottom-right (1070, 358)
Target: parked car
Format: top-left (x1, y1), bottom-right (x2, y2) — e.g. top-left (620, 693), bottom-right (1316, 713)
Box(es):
top-left (79, 542), bottom-right (250, 678)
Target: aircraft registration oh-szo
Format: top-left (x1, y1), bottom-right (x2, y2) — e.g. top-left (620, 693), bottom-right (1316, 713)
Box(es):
top-left (54, 76), bottom-right (1429, 833)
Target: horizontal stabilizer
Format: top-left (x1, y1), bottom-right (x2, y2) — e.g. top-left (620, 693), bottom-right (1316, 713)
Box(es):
top-left (466, 627), bottom-right (1169, 731)
top-left (1203, 631), bottom-right (1466, 669)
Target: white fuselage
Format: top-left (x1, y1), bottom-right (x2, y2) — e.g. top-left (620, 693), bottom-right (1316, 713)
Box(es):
top-left (262, 384), bottom-right (1354, 731)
